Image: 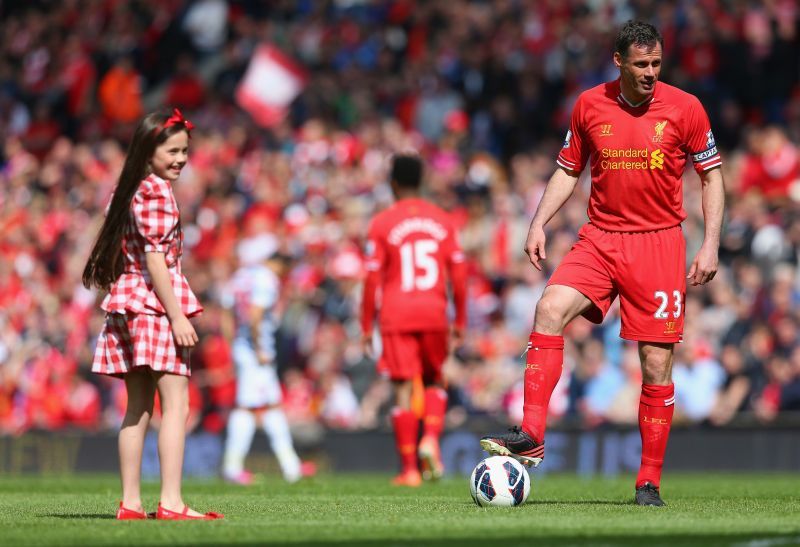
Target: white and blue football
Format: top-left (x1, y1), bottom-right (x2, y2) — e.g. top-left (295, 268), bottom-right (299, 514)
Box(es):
top-left (469, 455), bottom-right (531, 507)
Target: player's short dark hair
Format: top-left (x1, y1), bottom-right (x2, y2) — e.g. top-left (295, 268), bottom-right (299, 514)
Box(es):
top-left (390, 154), bottom-right (423, 189)
top-left (269, 251), bottom-right (293, 267)
top-left (614, 20), bottom-right (663, 58)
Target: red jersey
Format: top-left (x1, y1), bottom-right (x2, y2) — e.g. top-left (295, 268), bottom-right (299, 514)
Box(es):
top-left (361, 198), bottom-right (466, 334)
top-left (557, 79), bottom-right (722, 232)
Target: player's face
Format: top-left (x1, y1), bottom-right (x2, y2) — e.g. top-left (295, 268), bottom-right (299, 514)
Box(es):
top-left (614, 42), bottom-right (662, 102)
top-left (150, 130), bottom-right (189, 181)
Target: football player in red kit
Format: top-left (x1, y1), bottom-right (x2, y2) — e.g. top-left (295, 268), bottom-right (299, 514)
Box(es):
top-left (480, 21), bottom-right (725, 506)
top-left (361, 154), bottom-right (467, 487)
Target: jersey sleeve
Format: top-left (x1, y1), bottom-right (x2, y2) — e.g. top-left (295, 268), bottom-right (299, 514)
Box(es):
top-left (363, 221), bottom-right (386, 275)
top-left (132, 178), bottom-right (179, 253)
top-left (360, 220), bottom-right (385, 335)
top-left (443, 222), bottom-right (467, 330)
top-left (441, 219), bottom-right (465, 267)
top-left (556, 94), bottom-right (590, 174)
top-left (684, 96), bottom-right (722, 174)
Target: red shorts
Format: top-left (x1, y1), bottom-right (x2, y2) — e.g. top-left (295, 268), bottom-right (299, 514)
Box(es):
top-left (378, 331), bottom-right (449, 382)
top-left (548, 223), bottom-right (686, 343)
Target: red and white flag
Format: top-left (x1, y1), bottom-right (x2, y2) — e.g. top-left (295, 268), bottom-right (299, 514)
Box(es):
top-left (236, 44), bottom-right (307, 127)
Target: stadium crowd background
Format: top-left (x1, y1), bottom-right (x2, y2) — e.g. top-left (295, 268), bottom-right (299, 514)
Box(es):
top-left (1, 0), bottom-right (800, 437)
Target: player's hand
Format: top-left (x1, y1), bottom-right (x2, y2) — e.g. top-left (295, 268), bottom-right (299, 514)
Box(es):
top-left (451, 325), bottom-right (465, 351)
top-left (687, 244), bottom-right (718, 286)
top-left (256, 350), bottom-right (272, 366)
top-left (362, 334), bottom-right (375, 360)
top-left (171, 314), bottom-right (198, 347)
top-left (524, 224), bottom-right (547, 270)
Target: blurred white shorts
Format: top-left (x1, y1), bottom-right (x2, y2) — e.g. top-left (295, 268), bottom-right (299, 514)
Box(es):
top-left (232, 339), bottom-right (282, 408)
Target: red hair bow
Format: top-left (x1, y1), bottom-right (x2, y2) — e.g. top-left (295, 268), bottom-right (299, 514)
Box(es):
top-left (163, 108), bottom-right (195, 134)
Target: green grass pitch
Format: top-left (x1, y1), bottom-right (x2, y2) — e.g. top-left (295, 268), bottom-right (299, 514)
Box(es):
top-left (0, 473), bottom-right (798, 546)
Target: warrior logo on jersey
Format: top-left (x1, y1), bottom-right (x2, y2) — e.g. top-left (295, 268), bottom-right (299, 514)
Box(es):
top-left (562, 130), bottom-right (572, 149)
top-left (652, 120), bottom-right (667, 142)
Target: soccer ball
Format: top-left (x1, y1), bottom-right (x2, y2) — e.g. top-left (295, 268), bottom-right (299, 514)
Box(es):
top-left (469, 455), bottom-right (531, 507)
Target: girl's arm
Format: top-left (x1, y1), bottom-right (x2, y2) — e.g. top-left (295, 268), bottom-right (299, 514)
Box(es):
top-left (145, 251), bottom-right (198, 347)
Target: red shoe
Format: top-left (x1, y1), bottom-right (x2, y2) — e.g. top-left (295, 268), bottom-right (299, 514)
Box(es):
top-left (391, 469), bottom-right (422, 487)
top-left (223, 469), bottom-right (255, 486)
top-left (418, 436), bottom-right (444, 481)
top-left (116, 502), bottom-right (147, 520)
top-left (155, 503), bottom-right (224, 521)
top-left (300, 461), bottom-right (318, 478)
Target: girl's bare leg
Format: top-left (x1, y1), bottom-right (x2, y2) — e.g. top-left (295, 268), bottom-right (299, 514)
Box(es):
top-left (119, 367), bottom-right (156, 512)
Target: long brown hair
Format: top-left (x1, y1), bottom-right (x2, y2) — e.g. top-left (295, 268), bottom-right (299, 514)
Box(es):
top-left (82, 110), bottom-right (190, 290)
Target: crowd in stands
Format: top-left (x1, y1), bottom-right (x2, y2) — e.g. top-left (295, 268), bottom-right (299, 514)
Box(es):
top-left (1, 0), bottom-right (800, 436)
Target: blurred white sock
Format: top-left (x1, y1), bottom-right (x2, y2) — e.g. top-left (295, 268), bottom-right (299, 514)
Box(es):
top-left (261, 408), bottom-right (301, 482)
top-left (223, 408), bottom-right (256, 476)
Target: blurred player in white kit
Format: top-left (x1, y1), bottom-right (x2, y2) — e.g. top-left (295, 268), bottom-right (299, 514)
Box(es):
top-left (221, 234), bottom-right (313, 484)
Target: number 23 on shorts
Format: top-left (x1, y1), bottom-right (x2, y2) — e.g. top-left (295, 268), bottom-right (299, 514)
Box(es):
top-left (653, 290), bottom-right (682, 319)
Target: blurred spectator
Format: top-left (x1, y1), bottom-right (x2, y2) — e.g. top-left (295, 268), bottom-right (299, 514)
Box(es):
top-left (183, 0), bottom-right (229, 55)
top-left (165, 55), bottom-right (206, 111)
top-left (738, 126), bottom-right (800, 203)
top-left (672, 336), bottom-right (726, 423)
top-left (98, 56), bottom-right (143, 125)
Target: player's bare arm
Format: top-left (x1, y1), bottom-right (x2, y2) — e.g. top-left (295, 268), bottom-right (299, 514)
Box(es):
top-left (360, 267), bottom-right (380, 360)
top-left (525, 167), bottom-right (580, 270)
top-left (220, 308), bottom-right (236, 343)
top-left (362, 333), bottom-right (374, 359)
top-left (687, 166), bottom-right (725, 286)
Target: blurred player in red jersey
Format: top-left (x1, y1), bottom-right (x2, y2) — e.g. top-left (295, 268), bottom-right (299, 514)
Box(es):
top-left (361, 154), bottom-right (467, 487)
top-left (480, 21), bottom-right (725, 506)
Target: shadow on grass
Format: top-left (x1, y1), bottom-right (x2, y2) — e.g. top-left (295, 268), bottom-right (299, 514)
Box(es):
top-left (527, 500), bottom-right (632, 506)
top-left (197, 535), bottom-right (798, 547)
top-left (457, 500), bottom-right (632, 508)
top-left (41, 514), bottom-right (117, 520)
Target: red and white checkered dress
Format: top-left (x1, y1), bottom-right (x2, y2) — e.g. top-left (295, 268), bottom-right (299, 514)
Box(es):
top-left (92, 174), bottom-right (203, 378)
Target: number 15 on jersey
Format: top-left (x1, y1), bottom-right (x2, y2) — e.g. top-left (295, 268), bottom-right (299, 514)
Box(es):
top-left (400, 239), bottom-right (439, 292)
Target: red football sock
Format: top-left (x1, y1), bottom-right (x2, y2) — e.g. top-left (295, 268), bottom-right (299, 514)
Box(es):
top-left (422, 386), bottom-right (447, 440)
top-left (391, 408), bottom-right (419, 473)
top-left (636, 383), bottom-right (675, 489)
top-left (521, 332), bottom-right (564, 443)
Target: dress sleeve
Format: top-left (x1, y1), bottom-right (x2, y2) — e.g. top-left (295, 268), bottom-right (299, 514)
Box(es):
top-left (132, 178), bottom-right (179, 253)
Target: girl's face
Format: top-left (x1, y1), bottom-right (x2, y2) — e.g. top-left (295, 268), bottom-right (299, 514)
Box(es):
top-left (150, 130), bottom-right (189, 181)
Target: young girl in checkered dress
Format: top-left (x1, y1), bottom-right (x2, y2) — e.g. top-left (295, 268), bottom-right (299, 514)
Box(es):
top-left (83, 109), bottom-right (222, 521)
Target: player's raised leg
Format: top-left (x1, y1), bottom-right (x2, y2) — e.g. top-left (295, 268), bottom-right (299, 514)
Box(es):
top-left (481, 284), bottom-right (593, 467)
top-left (635, 341), bottom-right (675, 506)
